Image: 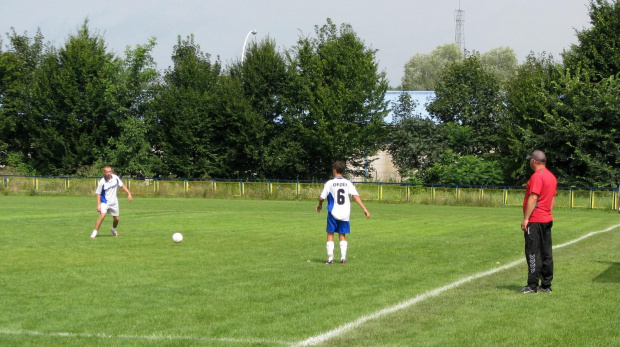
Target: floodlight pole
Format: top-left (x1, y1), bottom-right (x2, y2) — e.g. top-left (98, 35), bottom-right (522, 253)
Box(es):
top-left (241, 30), bottom-right (257, 62)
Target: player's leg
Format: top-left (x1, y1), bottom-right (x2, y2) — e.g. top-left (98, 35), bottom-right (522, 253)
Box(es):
top-left (326, 233), bottom-right (335, 264)
top-left (325, 213), bottom-right (337, 264)
top-left (111, 216), bottom-right (120, 237)
top-left (337, 221), bottom-right (350, 263)
top-left (521, 222), bottom-right (542, 292)
top-left (540, 222), bottom-right (554, 291)
top-left (92, 213), bottom-right (106, 239)
top-left (110, 205), bottom-right (120, 237)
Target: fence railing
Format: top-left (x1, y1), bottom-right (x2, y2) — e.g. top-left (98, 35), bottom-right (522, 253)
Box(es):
top-left (1, 175), bottom-right (618, 210)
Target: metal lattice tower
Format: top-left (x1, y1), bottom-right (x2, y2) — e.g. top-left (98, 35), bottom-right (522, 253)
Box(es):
top-left (454, 5), bottom-right (465, 52)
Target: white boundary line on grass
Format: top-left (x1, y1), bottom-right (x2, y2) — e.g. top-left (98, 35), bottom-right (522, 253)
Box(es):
top-left (292, 223), bottom-right (620, 347)
top-left (1, 224), bottom-right (618, 346)
top-left (0, 328), bottom-right (291, 345)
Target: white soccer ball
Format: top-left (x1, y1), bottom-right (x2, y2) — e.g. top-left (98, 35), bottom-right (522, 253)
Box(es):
top-left (172, 233), bottom-right (183, 243)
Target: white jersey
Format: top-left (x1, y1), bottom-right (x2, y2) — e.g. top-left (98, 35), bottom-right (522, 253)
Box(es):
top-left (319, 177), bottom-right (359, 221)
top-left (95, 174), bottom-right (124, 205)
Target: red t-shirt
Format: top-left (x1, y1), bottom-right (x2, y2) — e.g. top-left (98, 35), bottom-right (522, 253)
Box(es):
top-left (523, 168), bottom-right (557, 223)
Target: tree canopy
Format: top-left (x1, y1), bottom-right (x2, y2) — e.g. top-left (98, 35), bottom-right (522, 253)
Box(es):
top-left (2, 2), bottom-right (620, 187)
top-left (0, 19), bottom-right (388, 181)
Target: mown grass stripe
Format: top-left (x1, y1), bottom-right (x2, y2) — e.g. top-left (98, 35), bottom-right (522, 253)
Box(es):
top-left (293, 223), bottom-right (620, 346)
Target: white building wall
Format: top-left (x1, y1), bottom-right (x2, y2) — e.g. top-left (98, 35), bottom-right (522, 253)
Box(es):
top-left (351, 150), bottom-right (401, 182)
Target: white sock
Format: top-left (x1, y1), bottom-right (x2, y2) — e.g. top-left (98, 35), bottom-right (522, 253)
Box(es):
top-left (111, 227), bottom-right (117, 232)
top-left (326, 241), bottom-right (334, 261)
top-left (340, 241), bottom-right (348, 260)
top-left (91, 230), bottom-right (98, 237)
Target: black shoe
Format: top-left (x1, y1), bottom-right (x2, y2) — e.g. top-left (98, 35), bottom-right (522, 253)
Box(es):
top-left (340, 259), bottom-right (347, 264)
top-left (325, 260), bottom-right (333, 265)
top-left (539, 286), bottom-right (552, 293)
top-left (517, 286), bottom-right (538, 294)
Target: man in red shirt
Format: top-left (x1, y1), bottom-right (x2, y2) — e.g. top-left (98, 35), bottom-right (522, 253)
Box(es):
top-left (519, 150), bottom-right (557, 294)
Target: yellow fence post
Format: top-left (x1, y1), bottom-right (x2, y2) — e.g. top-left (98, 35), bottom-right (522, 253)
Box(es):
top-left (406, 184), bottom-right (410, 202)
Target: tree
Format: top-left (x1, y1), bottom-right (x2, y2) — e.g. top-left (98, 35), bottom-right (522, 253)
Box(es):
top-left (284, 19), bottom-right (389, 179)
top-left (22, 21), bottom-right (125, 175)
top-left (564, 0), bottom-right (620, 80)
top-left (401, 43), bottom-right (463, 90)
top-left (426, 54), bottom-right (504, 155)
top-left (108, 38), bottom-right (160, 177)
top-left (424, 150), bottom-right (503, 186)
top-left (501, 53), bottom-right (562, 184)
top-left (148, 34), bottom-right (222, 177)
top-left (228, 37), bottom-right (290, 178)
top-left (0, 29), bottom-right (46, 173)
top-left (480, 46), bottom-right (518, 88)
top-left (401, 44), bottom-right (517, 91)
top-left (386, 92), bottom-right (443, 179)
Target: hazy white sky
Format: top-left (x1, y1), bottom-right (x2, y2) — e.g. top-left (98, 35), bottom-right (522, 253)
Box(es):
top-left (0, 0), bottom-right (592, 85)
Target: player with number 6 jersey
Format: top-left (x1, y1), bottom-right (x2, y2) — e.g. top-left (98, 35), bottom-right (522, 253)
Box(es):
top-left (317, 161), bottom-right (370, 264)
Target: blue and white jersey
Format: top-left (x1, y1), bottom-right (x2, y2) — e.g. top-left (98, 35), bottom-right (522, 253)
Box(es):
top-left (319, 177), bottom-right (359, 221)
top-left (95, 174), bottom-right (124, 205)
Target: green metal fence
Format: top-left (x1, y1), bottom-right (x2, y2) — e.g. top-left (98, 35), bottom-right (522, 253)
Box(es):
top-left (1, 175), bottom-right (618, 210)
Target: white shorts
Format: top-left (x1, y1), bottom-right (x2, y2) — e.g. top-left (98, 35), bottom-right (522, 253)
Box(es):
top-left (100, 203), bottom-right (120, 217)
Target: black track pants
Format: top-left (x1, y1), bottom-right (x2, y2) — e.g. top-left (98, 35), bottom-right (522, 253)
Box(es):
top-left (524, 221), bottom-right (554, 288)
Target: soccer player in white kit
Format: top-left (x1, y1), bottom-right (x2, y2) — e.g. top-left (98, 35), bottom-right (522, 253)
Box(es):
top-left (316, 161), bottom-right (370, 264)
top-left (90, 166), bottom-right (133, 239)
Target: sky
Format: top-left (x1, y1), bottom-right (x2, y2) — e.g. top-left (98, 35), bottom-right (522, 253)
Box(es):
top-left (1, 0), bottom-right (593, 86)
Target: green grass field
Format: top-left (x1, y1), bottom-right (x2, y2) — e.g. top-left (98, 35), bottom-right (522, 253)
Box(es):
top-left (0, 196), bottom-right (618, 346)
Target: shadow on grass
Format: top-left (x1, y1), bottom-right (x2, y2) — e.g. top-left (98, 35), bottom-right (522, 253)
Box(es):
top-left (593, 261), bottom-right (620, 283)
top-left (495, 284), bottom-right (524, 292)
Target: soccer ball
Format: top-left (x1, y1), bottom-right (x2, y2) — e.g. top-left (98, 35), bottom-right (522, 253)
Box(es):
top-left (172, 233), bottom-right (183, 243)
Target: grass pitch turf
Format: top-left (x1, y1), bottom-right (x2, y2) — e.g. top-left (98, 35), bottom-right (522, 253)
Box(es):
top-left (0, 195), bottom-right (618, 346)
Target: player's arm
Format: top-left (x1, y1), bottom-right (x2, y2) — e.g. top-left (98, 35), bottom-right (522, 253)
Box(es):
top-left (121, 185), bottom-right (133, 202)
top-left (316, 197), bottom-right (325, 213)
top-left (521, 193), bottom-right (539, 232)
top-left (352, 195), bottom-right (370, 219)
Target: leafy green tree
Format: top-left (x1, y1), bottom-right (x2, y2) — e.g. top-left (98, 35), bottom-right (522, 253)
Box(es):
top-left (284, 19), bottom-right (389, 179)
top-left (480, 46), bottom-right (518, 88)
top-left (426, 54), bottom-right (504, 155)
top-left (386, 92), bottom-right (443, 179)
top-left (148, 34), bottom-right (222, 177)
top-left (108, 39), bottom-right (160, 177)
top-left (424, 150), bottom-right (503, 186)
top-left (28, 21), bottom-right (127, 175)
top-left (564, 0), bottom-right (620, 80)
top-left (501, 53), bottom-right (562, 184)
top-left (536, 68), bottom-right (620, 186)
top-left (401, 44), bottom-right (517, 91)
top-left (0, 29), bottom-right (46, 173)
top-left (401, 43), bottom-right (463, 90)
top-left (228, 37), bottom-right (290, 178)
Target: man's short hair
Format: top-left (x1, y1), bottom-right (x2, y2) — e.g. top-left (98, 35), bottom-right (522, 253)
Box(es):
top-left (526, 150), bottom-right (547, 163)
top-left (333, 161), bottom-right (345, 174)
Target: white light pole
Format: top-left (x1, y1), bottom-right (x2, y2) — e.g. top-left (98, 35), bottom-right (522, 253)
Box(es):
top-left (241, 30), bottom-right (257, 62)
